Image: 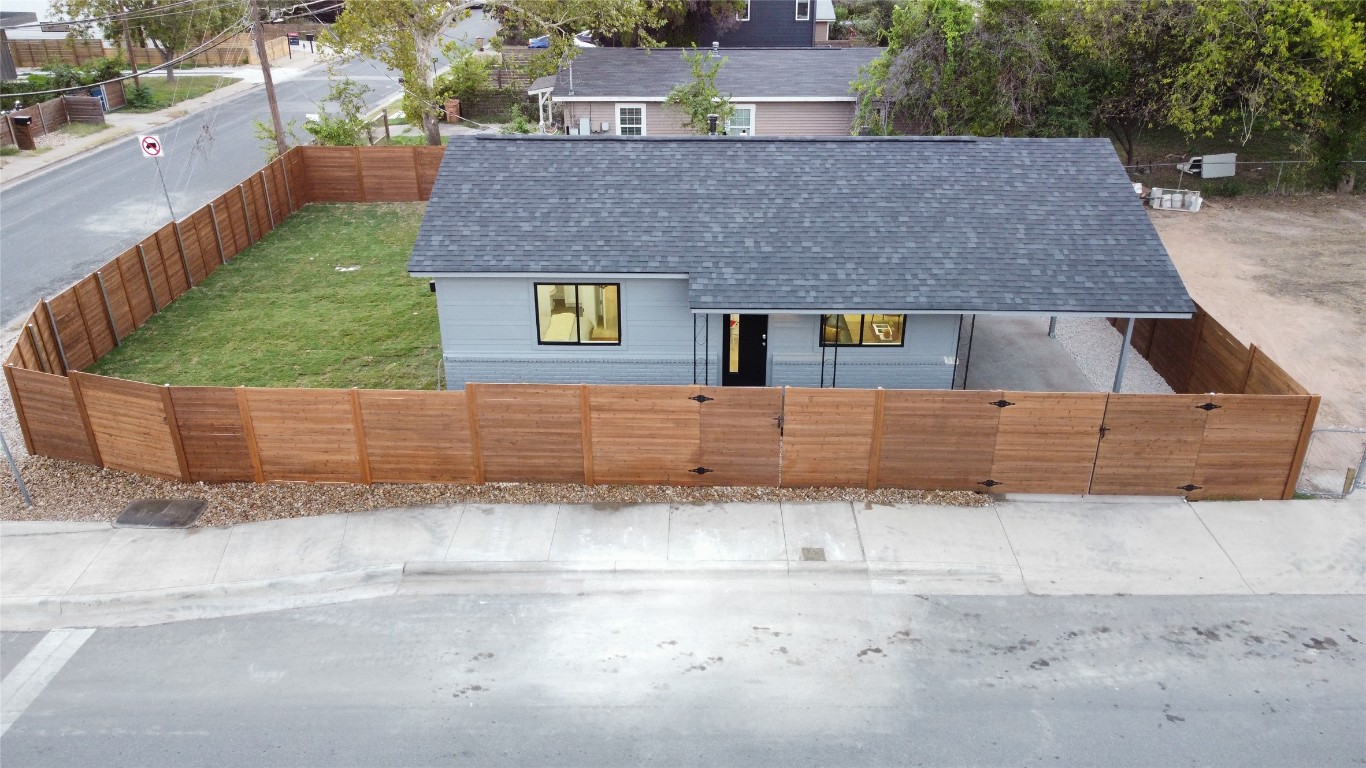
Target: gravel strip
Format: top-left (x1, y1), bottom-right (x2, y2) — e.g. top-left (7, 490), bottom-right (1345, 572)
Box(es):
top-left (1053, 316), bottom-right (1174, 394)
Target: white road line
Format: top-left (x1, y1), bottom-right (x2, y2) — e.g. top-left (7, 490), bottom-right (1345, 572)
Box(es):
top-left (0, 628), bottom-right (95, 738)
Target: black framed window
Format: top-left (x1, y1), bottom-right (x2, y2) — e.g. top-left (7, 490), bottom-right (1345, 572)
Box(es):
top-left (535, 284), bottom-right (621, 345)
top-left (819, 314), bottom-right (905, 347)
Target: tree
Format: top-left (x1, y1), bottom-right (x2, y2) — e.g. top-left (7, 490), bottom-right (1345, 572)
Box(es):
top-left (663, 46), bottom-right (732, 134)
top-left (434, 46), bottom-right (492, 107)
top-left (303, 77), bottom-right (373, 146)
top-left (52, 0), bottom-right (244, 83)
top-left (328, 0), bottom-right (674, 146)
top-left (1169, 0), bottom-right (1366, 146)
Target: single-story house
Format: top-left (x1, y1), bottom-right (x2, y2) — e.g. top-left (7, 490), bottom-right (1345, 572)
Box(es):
top-left (408, 135), bottom-right (1194, 391)
top-left (529, 46), bottom-right (882, 137)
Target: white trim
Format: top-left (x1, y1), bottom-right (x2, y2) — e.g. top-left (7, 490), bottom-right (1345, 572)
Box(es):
top-left (615, 102), bottom-right (646, 136)
top-left (727, 103), bottom-right (756, 136)
top-left (690, 309), bottom-right (1196, 319)
top-left (738, 0), bottom-right (750, 21)
top-left (418, 272), bottom-right (690, 280)
top-left (795, 0), bottom-right (810, 21)
top-left (553, 96), bottom-right (855, 103)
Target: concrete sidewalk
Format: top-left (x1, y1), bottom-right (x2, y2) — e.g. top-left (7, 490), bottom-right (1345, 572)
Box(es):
top-left (0, 49), bottom-right (324, 189)
top-left (2, 495), bottom-right (1362, 630)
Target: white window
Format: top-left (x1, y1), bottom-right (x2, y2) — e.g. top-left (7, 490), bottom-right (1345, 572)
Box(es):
top-left (616, 103), bottom-right (645, 136)
top-left (727, 104), bottom-right (755, 136)
top-left (795, 0), bottom-right (810, 21)
top-left (738, 0), bottom-right (750, 21)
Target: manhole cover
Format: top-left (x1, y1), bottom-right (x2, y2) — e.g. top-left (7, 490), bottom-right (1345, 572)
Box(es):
top-left (801, 547), bottom-right (827, 562)
top-left (116, 499), bottom-right (206, 528)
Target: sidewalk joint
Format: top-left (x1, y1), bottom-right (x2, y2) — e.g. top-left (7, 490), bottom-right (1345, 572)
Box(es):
top-left (1189, 502), bottom-right (1257, 595)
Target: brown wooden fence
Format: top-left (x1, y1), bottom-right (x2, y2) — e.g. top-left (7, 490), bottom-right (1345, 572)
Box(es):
top-left (2, 146), bottom-right (1319, 500)
top-left (7, 35), bottom-right (290, 68)
top-left (0, 94), bottom-right (106, 147)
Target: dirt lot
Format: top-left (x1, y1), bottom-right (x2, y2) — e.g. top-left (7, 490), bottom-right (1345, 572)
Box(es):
top-left (1150, 194), bottom-right (1365, 493)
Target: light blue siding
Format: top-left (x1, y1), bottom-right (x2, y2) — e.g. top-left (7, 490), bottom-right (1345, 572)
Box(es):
top-left (434, 277), bottom-right (959, 390)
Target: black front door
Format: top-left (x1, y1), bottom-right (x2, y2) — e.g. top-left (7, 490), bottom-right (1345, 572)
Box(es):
top-left (721, 314), bottom-right (768, 387)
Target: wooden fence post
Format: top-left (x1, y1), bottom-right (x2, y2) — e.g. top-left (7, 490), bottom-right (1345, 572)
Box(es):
top-left (353, 146), bottom-right (367, 202)
top-left (580, 384), bottom-right (595, 485)
top-left (41, 300), bottom-right (70, 375)
top-left (279, 154), bottom-right (296, 213)
top-left (171, 222), bottom-right (195, 287)
top-left (866, 388), bottom-right (886, 490)
top-left (67, 373), bottom-right (103, 466)
top-left (1184, 310), bottom-right (1206, 393)
top-left (1241, 345), bottom-right (1260, 394)
top-left (235, 387), bottom-right (265, 482)
top-left (25, 323), bottom-right (51, 375)
top-left (350, 388), bottom-right (372, 484)
top-left (4, 365), bottom-right (37, 454)
top-left (464, 383), bottom-right (485, 484)
top-left (259, 170), bottom-right (276, 229)
top-left (240, 185), bottom-right (256, 244)
top-left (1281, 395), bottom-right (1321, 500)
top-left (208, 202), bottom-right (227, 264)
top-left (137, 244), bottom-right (162, 310)
top-left (94, 272), bottom-right (121, 346)
top-left (161, 385), bottom-right (192, 482)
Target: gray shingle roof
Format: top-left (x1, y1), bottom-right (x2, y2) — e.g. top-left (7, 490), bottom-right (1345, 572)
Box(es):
top-left (409, 136), bottom-right (1194, 316)
top-left (551, 47), bottom-right (881, 100)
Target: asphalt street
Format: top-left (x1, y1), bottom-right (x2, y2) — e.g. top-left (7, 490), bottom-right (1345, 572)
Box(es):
top-left (0, 11), bottom-right (497, 323)
top-left (1, 591), bottom-right (1362, 767)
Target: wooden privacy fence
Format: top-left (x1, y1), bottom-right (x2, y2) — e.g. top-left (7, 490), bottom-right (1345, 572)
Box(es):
top-left (1, 146), bottom-right (1318, 500)
top-left (0, 94), bottom-right (106, 147)
top-left (7, 35), bottom-right (290, 68)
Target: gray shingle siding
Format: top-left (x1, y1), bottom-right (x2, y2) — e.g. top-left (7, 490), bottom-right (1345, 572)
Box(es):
top-left (551, 47), bottom-right (879, 99)
top-left (411, 135), bottom-right (1194, 317)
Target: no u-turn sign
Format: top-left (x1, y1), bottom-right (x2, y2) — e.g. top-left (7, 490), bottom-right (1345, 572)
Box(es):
top-left (138, 134), bottom-right (163, 158)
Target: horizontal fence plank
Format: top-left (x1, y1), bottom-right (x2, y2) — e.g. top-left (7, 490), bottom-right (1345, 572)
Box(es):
top-left (589, 386), bottom-right (700, 486)
top-left (46, 291), bottom-right (93, 371)
top-left (170, 386), bottom-right (257, 483)
top-left (878, 390), bottom-right (1003, 491)
top-left (6, 367), bottom-right (97, 465)
top-left (73, 275), bottom-right (116, 361)
top-left (472, 384), bottom-right (585, 483)
top-left (358, 147), bottom-right (421, 201)
top-left (358, 389), bottom-right (477, 483)
top-left (1191, 395), bottom-right (1311, 501)
top-left (781, 388), bottom-right (877, 487)
top-left (1242, 346), bottom-right (1308, 396)
top-left (698, 386), bottom-right (781, 487)
top-left (991, 392), bottom-right (1107, 494)
top-left (1090, 394), bottom-right (1208, 496)
top-left (72, 373), bottom-right (182, 480)
top-left (244, 388), bottom-right (365, 483)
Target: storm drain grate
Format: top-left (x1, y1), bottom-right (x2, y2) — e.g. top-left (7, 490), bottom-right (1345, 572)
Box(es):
top-left (800, 547), bottom-right (827, 562)
top-left (115, 499), bottom-right (206, 528)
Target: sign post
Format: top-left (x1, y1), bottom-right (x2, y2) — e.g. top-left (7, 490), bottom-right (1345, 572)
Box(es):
top-left (138, 134), bottom-right (177, 220)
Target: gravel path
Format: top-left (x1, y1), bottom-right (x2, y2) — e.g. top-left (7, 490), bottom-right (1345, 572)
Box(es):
top-left (1054, 316), bottom-right (1174, 394)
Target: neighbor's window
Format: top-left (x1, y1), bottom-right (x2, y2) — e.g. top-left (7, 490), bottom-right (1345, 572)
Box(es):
top-left (728, 105), bottom-right (755, 136)
top-left (820, 314), bottom-right (905, 346)
top-left (616, 104), bottom-right (645, 136)
top-left (796, 0), bottom-right (810, 21)
top-left (536, 284), bottom-right (621, 345)
top-left (738, 0), bottom-right (750, 21)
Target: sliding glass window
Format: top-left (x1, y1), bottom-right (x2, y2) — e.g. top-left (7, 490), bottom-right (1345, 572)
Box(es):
top-left (535, 284), bottom-right (621, 345)
top-left (819, 314), bottom-right (905, 347)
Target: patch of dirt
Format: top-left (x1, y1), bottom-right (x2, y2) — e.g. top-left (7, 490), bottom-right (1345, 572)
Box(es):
top-left (1149, 194), bottom-right (1365, 428)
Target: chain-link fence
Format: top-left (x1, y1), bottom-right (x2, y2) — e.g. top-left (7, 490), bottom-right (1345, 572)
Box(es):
top-left (1298, 427), bottom-right (1366, 497)
top-left (1124, 160), bottom-right (1364, 197)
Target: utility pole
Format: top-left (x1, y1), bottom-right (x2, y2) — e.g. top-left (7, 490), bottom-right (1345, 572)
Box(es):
top-left (249, 0), bottom-right (288, 158)
top-left (118, 0), bottom-right (141, 88)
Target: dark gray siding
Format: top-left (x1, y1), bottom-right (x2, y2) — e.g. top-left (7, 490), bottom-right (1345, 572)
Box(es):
top-left (701, 0), bottom-right (815, 47)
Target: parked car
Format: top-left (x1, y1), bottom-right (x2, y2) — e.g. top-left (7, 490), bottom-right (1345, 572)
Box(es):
top-left (528, 31), bottom-right (596, 48)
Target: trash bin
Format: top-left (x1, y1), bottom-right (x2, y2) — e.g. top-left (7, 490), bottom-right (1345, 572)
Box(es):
top-left (10, 114), bottom-right (35, 150)
top-left (445, 99), bottom-right (461, 123)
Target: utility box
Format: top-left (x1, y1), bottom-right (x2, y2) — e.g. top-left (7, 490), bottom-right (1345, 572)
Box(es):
top-left (1177, 152), bottom-right (1237, 179)
top-left (11, 114), bottom-right (35, 150)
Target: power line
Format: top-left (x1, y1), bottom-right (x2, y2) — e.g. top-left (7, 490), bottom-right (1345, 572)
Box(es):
top-left (4, 0), bottom-right (242, 31)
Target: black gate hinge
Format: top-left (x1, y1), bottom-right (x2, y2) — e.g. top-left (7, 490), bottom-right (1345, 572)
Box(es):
top-left (979, 479), bottom-right (1002, 488)
top-left (690, 466), bottom-right (713, 475)
top-left (989, 399), bottom-right (1015, 408)
top-left (689, 394), bottom-right (714, 403)
top-left (1196, 402), bottom-right (1222, 411)
top-left (1178, 483), bottom-right (1202, 492)
top-left (774, 415), bottom-right (784, 434)
top-left (1099, 425), bottom-right (1110, 438)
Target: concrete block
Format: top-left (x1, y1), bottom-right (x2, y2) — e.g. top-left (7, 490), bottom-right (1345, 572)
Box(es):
top-left (667, 503), bottom-right (786, 561)
top-left (444, 504), bottom-right (558, 561)
top-left (549, 504), bottom-right (669, 562)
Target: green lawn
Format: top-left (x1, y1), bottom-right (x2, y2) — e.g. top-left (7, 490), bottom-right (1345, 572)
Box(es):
top-left (124, 74), bottom-right (241, 112)
top-left (89, 203), bottom-right (441, 389)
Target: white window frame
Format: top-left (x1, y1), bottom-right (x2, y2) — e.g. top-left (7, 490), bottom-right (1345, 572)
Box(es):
top-left (727, 104), bottom-right (756, 136)
top-left (615, 103), bottom-right (646, 136)
top-left (795, 0), bottom-right (810, 21)
top-left (738, 0), bottom-right (750, 21)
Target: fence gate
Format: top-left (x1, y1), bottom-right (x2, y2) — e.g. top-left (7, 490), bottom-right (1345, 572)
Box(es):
top-left (1089, 394), bottom-right (1210, 496)
top-left (696, 387), bottom-right (782, 487)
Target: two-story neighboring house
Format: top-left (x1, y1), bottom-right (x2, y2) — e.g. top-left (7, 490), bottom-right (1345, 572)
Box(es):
top-left (699, 0), bottom-right (832, 47)
top-left (531, 46), bottom-right (882, 137)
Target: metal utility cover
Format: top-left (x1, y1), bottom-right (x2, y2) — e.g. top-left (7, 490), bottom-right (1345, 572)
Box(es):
top-left (116, 498), bottom-right (206, 528)
top-left (801, 547), bottom-right (827, 562)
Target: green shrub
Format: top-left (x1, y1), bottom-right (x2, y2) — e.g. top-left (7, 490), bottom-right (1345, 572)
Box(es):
top-left (1205, 178), bottom-right (1248, 197)
top-left (125, 84), bottom-right (155, 109)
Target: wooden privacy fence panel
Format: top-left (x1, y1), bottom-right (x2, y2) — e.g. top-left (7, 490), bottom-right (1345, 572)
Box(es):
top-left (72, 275), bottom-right (116, 361)
top-left (170, 387), bottom-right (255, 483)
top-left (781, 388), bottom-right (878, 487)
top-left (877, 390), bottom-right (1003, 491)
top-left (4, 367), bottom-right (96, 465)
top-left (45, 292), bottom-right (94, 371)
top-left (1090, 395), bottom-right (1210, 496)
top-left (357, 390), bottom-right (477, 484)
top-left (1191, 396), bottom-right (1316, 500)
top-left (358, 147), bottom-right (423, 201)
top-left (7, 38), bottom-right (106, 67)
top-left (1187, 314), bottom-right (1249, 395)
top-left (72, 373), bottom-right (183, 481)
top-left (989, 392), bottom-right (1108, 494)
top-left (242, 389), bottom-right (364, 483)
top-left (588, 386), bottom-right (700, 486)
top-left (697, 387), bottom-right (782, 487)
top-left (297, 146), bottom-right (366, 203)
top-left (1242, 347), bottom-right (1308, 396)
top-left (469, 384), bottom-right (584, 484)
